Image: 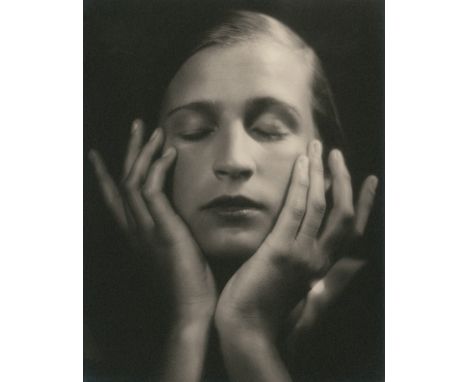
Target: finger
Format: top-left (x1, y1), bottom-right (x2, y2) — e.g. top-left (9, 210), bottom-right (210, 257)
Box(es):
top-left (144, 147), bottom-right (176, 194)
top-left (142, 147), bottom-right (187, 238)
top-left (319, 149), bottom-right (354, 255)
top-left (88, 149), bottom-right (128, 230)
top-left (122, 128), bottom-right (164, 231)
top-left (297, 140), bottom-right (326, 244)
top-left (121, 119), bottom-right (145, 234)
top-left (268, 154), bottom-right (309, 244)
top-left (287, 299), bottom-right (306, 330)
top-left (120, 199), bottom-right (137, 236)
top-left (123, 119), bottom-right (145, 178)
top-left (128, 127), bottom-right (164, 184)
top-left (292, 257), bottom-right (366, 335)
top-left (354, 175), bottom-right (378, 236)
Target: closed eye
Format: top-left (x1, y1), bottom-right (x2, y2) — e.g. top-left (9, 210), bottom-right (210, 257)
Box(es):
top-left (179, 128), bottom-right (214, 141)
top-left (165, 110), bottom-right (216, 142)
top-left (249, 114), bottom-right (290, 141)
top-left (251, 126), bottom-right (288, 140)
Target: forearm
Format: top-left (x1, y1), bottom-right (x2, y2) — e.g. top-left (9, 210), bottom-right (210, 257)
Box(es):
top-left (218, 321), bottom-right (292, 382)
top-left (156, 317), bottom-right (212, 382)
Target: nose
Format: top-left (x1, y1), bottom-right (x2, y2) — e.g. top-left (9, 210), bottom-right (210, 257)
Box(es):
top-left (213, 122), bottom-right (255, 181)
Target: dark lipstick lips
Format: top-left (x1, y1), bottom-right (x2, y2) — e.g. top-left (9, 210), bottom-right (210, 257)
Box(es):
top-left (202, 195), bottom-right (264, 210)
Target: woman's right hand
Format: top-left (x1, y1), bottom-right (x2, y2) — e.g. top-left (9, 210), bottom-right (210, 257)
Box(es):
top-left (88, 119), bottom-right (216, 323)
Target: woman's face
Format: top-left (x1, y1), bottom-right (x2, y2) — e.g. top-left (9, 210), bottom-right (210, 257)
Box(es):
top-left (161, 39), bottom-right (317, 259)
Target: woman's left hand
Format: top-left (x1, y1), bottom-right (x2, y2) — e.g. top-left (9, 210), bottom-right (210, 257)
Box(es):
top-left (214, 140), bottom-right (378, 381)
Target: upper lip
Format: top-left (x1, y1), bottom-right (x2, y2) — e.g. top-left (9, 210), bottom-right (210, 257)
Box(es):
top-left (202, 195), bottom-right (265, 210)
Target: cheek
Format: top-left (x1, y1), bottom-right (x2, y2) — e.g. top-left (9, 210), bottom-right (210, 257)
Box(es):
top-left (170, 147), bottom-right (207, 217)
top-left (258, 139), bottom-right (308, 212)
top-left (168, 136), bottom-right (309, 223)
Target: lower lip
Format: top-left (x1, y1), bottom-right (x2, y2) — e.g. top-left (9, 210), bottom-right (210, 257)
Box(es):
top-left (207, 207), bottom-right (262, 221)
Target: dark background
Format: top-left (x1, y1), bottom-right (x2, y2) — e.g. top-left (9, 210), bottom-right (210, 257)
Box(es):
top-left (84, 0), bottom-right (384, 380)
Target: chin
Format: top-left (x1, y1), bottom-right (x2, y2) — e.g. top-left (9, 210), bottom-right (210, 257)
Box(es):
top-left (197, 230), bottom-right (266, 260)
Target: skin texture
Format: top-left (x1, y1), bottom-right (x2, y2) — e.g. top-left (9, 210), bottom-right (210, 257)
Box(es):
top-left (161, 39), bottom-right (315, 259)
top-left (89, 122), bottom-right (217, 382)
top-left (89, 38), bottom-right (378, 382)
top-left (215, 141), bottom-right (378, 382)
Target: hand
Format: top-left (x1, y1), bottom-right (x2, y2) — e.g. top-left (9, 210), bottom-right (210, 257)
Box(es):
top-left (89, 120), bottom-right (217, 381)
top-left (88, 119), bottom-right (216, 322)
top-left (286, 173), bottom-right (378, 351)
top-left (214, 140), bottom-right (377, 381)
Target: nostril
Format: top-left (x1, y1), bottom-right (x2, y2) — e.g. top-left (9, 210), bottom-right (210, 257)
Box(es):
top-left (214, 166), bottom-right (253, 180)
top-left (232, 169), bottom-right (251, 179)
top-left (238, 169), bottom-right (253, 178)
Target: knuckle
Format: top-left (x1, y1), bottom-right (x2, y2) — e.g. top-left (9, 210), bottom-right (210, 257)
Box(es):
top-left (149, 159), bottom-right (164, 176)
top-left (311, 198), bottom-right (326, 216)
top-left (308, 255), bottom-right (330, 276)
top-left (271, 250), bottom-right (289, 264)
top-left (312, 161), bottom-right (324, 175)
top-left (265, 238), bottom-right (290, 257)
top-left (297, 179), bottom-right (309, 189)
top-left (269, 243), bottom-right (310, 271)
top-left (301, 220), bottom-right (320, 238)
top-left (106, 188), bottom-right (120, 204)
top-left (141, 184), bottom-right (155, 200)
top-left (342, 171), bottom-right (351, 182)
top-left (352, 227), bottom-right (363, 239)
top-left (265, 240), bottom-right (293, 263)
top-left (291, 205), bottom-right (306, 220)
top-left (153, 191), bottom-right (166, 206)
top-left (148, 192), bottom-right (167, 213)
top-left (274, 251), bottom-right (308, 271)
top-left (340, 207), bottom-right (355, 226)
top-left (334, 168), bottom-right (350, 183)
top-left (121, 176), bottom-right (136, 194)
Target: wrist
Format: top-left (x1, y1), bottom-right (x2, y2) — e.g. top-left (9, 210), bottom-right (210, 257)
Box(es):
top-left (216, 322), bottom-right (291, 382)
top-left (172, 299), bottom-right (216, 325)
top-left (171, 306), bottom-right (213, 331)
top-left (215, 305), bottom-right (272, 342)
top-left (168, 316), bottom-right (212, 344)
top-left (161, 311), bottom-right (213, 382)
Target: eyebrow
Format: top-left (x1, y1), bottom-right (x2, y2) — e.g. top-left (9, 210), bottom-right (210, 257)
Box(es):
top-left (164, 96), bottom-right (301, 128)
top-left (165, 100), bottom-right (219, 120)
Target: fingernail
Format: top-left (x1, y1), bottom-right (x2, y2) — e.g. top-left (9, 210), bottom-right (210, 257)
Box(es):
top-left (132, 119), bottom-right (141, 133)
top-left (150, 128), bottom-right (161, 141)
top-left (312, 140), bottom-right (322, 157)
top-left (370, 176), bottom-right (379, 190)
top-left (331, 149), bottom-right (341, 160)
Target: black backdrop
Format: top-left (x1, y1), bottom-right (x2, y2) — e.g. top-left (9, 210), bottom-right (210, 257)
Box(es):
top-left (84, 0), bottom-right (384, 380)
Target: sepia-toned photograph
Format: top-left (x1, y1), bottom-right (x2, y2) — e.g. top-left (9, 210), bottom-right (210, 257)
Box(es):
top-left (84, 0), bottom-right (384, 380)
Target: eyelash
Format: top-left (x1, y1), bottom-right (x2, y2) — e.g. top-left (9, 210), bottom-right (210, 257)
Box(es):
top-left (180, 128), bottom-right (214, 141)
top-left (176, 119), bottom-right (289, 142)
top-left (252, 129), bottom-right (287, 141)
top-left (180, 127), bottom-right (287, 142)
top-left (250, 124), bottom-right (289, 141)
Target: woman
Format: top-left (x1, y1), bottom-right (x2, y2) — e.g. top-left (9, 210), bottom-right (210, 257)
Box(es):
top-left (87, 10), bottom-right (380, 382)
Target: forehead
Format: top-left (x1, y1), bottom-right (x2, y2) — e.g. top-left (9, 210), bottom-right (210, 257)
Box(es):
top-left (163, 40), bottom-right (314, 118)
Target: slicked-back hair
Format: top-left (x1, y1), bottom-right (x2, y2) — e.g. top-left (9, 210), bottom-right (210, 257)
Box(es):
top-left (163, 10), bottom-right (344, 152)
